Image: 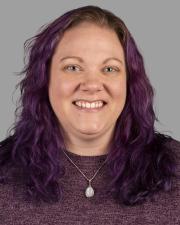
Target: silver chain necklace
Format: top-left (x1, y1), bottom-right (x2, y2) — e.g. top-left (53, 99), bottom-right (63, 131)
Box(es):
top-left (61, 149), bottom-right (108, 198)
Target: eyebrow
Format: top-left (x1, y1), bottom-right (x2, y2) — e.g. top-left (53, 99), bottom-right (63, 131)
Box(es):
top-left (59, 56), bottom-right (123, 65)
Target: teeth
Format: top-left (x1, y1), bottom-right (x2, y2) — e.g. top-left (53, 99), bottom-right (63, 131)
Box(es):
top-left (85, 103), bottom-right (91, 108)
top-left (74, 101), bottom-right (104, 109)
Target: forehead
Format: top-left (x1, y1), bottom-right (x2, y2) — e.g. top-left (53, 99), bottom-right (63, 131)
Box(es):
top-left (54, 22), bottom-right (124, 57)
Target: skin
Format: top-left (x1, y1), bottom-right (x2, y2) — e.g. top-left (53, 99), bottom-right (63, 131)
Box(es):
top-left (48, 21), bottom-right (127, 156)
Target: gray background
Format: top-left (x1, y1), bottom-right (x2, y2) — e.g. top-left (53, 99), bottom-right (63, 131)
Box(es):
top-left (0, 0), bottom-right (179, 141)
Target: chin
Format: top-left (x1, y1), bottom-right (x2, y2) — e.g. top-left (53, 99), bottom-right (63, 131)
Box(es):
top-left (78, 129), bottom-right (103, 137)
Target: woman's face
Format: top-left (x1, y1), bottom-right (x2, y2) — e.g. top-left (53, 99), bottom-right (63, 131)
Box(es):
top-left (48, 22), bottom-right (127, 143)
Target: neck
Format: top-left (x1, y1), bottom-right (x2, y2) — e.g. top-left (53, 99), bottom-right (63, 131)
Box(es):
top-left (63, 129), bottom-right (114, 156)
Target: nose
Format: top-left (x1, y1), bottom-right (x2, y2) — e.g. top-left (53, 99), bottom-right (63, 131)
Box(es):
top-left (80, 72), bottom-right (104, 93)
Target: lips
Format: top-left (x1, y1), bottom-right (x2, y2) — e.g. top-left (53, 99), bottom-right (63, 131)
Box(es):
top-left (73, 101), bottom-right (107, 110)
top-left (72, 99), bottom-right (107, 104)
top-left (72, 98), bottom-right (107, 112)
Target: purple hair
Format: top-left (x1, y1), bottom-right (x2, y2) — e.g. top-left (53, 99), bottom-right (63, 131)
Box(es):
top-left (0, 5), bottom-right (178, 205)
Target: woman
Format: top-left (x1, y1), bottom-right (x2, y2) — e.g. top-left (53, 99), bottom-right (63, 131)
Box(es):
top-left (0, 5), bottom-right (179, 225)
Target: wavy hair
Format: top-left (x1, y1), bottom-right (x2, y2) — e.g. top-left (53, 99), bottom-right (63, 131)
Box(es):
top-left (0, 5), bottom-right (178, 205)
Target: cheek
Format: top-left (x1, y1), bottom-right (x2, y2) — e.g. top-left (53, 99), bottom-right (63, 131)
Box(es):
top-left (111, 77), bottom-right (127, 102)
top-left (48, 78), bottom-right (74, 120)
top-left (49, 75), bottom-right (74, 103)
top-left (109, 78), bottom-right (127, 118)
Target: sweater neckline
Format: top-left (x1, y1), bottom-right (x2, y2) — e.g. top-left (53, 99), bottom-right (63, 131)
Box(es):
top-left (60, 148), bottom-right (109, 165)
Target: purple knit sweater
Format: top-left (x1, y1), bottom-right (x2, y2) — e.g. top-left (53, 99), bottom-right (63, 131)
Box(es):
top-left (0, 138), bottom-right (179, 225)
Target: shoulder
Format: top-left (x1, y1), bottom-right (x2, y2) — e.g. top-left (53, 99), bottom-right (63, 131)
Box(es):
top-left (153, 134), bottom-right (180, 170)
top-left (0, 135), bottom-right (14, 149)
top-left (160, 137), bottom-right (180, 198)
top-left (165, 137), bottom-right (180, 173)
top-left (154, 134), bottom-right (180, 163)
top-left (0, 135), bottom-right (19, 184)
top-left (0, 135), bottom-right (15, 160)
top-left (166, 137), bottom-right (180, 151)
top-left (0, 135), bottom-right (14, 165)
top-left (164, 137), bottom-right (180, 162)
top-left (143, 137), bottom-right (180, 217)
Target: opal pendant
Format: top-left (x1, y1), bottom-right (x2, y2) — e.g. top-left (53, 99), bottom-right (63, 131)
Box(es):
top-left (85, 181), bottom-right (94, 198)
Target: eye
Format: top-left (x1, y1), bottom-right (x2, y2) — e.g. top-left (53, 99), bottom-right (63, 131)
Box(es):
top-left (104, 66), bottom-right (119, 73)
top-left (64, 65), bottom-right (81, 72)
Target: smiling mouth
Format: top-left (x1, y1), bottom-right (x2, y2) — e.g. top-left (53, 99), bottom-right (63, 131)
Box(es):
top-left (72, 102), bottom-right (107, 112)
